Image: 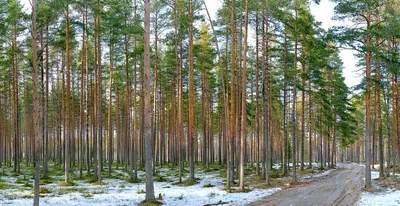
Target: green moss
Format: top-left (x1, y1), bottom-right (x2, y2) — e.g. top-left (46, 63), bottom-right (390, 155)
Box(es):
top-left (154, 175), bottom-right (171, 182)
top-left (128, 177), bottom-right (141, 183)
top-left (32, 187), bottom-right (51, 194)
top-left (225, 187), bottom-right (252, 193)
top-left (0, 182), bottom-right (17, 190)
top-left (16, 177), bottom-right (26, 184)
top-left (11, 172), bottom-right (20, 177)
top-left (270, 170), bottom-right (283, 178)
top-left (24, 182), bottom-right (33, 187)
top-left (138, 200), bottom-right (163, 206)
top-left (22, 194), bottom-right (33, 199)
top-left (173, 179), bottom-right (198, 186)
top-left (59, 181), bottom-right (77, 186)
top-left (202, 183), bottom-right (215, 188)
top-left (82, 193), bottom-right (94, 198)
top-left (57, 188), bottom-right (79, 195)
top-left (40, 178), bottom-right (54, 185)
top-left (218, 170), bottom-right (227, 178)
top-left (92, 181), bottom-right (106, 186)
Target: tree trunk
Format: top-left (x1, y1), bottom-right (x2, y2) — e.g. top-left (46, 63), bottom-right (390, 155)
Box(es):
top-left (108, 39), bottom-right (113, 177)
top-left (283, 29), bottom-right (288, 176)
top-left (144, 0), bottom-right (155, 201)
top-left (292, 8), bottom-right (298, 182)
top-left (239, 0), bottom-right (249, 191)
top-left (65, 0), bottom-right (71, 183)
top-left (188, 0), bottom-right (195, 183)
top-left (228, 0), bottom-right (236, 189)
top-left (32, 0), bottom-right (40, 204)
top-left (365, 15), bottom-right (372, 187)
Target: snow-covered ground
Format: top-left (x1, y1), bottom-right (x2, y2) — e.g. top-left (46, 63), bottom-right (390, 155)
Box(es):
top-left (0, 163), bottom-right (358, 206)
top-left (357, 171), bottom-right (400, 206)
top-left (0, 166), bottom-right (281, 206)
top-left (358, 188), bottom-right (400, 206)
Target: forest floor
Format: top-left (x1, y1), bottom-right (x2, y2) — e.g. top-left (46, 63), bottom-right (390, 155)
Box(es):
top-left (0, 162), bottom-right (332, 206)
top-left (1, 162), bottom-right (399, 205)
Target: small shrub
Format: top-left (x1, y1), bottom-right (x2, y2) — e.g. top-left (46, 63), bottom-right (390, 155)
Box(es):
top-left (92, 189), bottom-right (105, 194)
top-left (207, 192), bottom-right (217, 198)
top-left (178, 194), bottom-right (184, 200)
top-left (173, 179), bottom-right (198, 186)
top-left (22, 194), bottom-right (33, 199)
top-left (82, 193), bottom-right (93, 198)
top-left (59, 181), bottom-right (76, 186)
top-left (92, 181), bottom-right (106, 186)
top-left (157, 193), bottom-right (163, 200)
top-left (40, 178), bottom-right (54, 185)
top-left (16, 178), bottom-right (25, 184)
top-left (40, 187), bottom-right (51, 194)
top-left (203, 183), bottom-right (215, 188)
top-left (154, 176), bottom-right (171, 182)
top-left (4, 194), bottom-right (17, 200)
top-left (128, 178), bottom-right (141, 183)
top-left (32, 187), bottom-right (51, 194)
top-left (0, 182), bottom-right (16, 190)
top-left (270, 171), bottom-right (282, 178)
top-left (24, 182), bottom-right (33, 187)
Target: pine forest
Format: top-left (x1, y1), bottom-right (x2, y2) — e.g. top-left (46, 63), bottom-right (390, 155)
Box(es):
top-left (0, 0), bottom-right (400, 205)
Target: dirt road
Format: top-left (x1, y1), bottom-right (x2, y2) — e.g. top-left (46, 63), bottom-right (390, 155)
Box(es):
top-left (249, 163), bottom-right (364, 206)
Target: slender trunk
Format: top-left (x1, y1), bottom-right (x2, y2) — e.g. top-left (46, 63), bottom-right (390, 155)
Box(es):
top-left (96, 2), bottom-right (102, 183)
top-left (108, 39), bottom-right (113, 177)
top-left (84, 5), bottom-right (90, 175)
top-left (292, 8), bottom-right (298, 182)
top-left (133, 0), bottom-right (138, 180)
top-left (365, 15), bottom-right (372, 187)
top-left (144, 0), bottom-right (155, 201)
top-left (283, 30), bottom-right (288, 176)
top-left (188, 0), bottom-right (195, 183)
top-left (65, 0), bottom-right (71, 183)
top-left (43, 21), bottom-right (50, 177)
top-left (228, 0), bottom-right (236, 188)
top-left (32, 0), bottom-right (40, 204)
top-left (79, 11), bottom-right (86, 178)
top-left (301, 62), bottom-right (305, 171)
top-left (152, 6), bottom-right (159, 170)
top-left (239, 0), bottom-right (249, 191)
top-left (263, 2), bottom-right (270, 184)
top-left (376, 51), bottom-right (384, 178)
top-left (255, 11), bottom-right (260, 175)
top-left (12, 19), bottom-right (19, 174)
top-left (308, 69), bottom-right (312, 169)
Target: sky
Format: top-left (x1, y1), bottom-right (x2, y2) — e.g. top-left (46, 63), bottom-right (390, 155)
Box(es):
top-left (20, 0), bottom-right (361, 88)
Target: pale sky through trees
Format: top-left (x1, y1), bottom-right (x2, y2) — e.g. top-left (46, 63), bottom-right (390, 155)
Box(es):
top-left (21, 0), bottom-right (360, 88)
top-left (204, 0), bottom-right (361, 88)
top-left (203, 0), bottom-right (361, 88)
